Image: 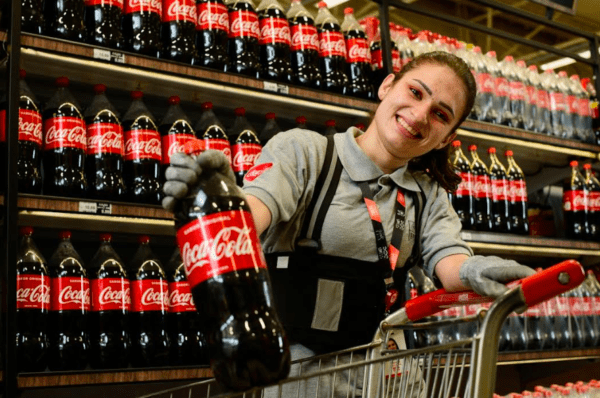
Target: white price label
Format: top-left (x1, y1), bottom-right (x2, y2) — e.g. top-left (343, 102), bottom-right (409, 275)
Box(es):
top-left (461, 232), bottom-right (472, 240)
top-left (93, 48), bottom-right (125, 64)
top-left (78, 201), bottom-right (113, 215)
top-left (263, 81), bottom-right (289, 94)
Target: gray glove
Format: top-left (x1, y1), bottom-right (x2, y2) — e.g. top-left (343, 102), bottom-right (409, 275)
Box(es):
top-left (162, 150), bottom-right (235, 213)
top-left (459, 255), bottom-right (535, 297)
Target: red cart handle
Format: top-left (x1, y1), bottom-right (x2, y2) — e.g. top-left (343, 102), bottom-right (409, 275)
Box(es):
top-left (404, 259), bottom-right (585, 322)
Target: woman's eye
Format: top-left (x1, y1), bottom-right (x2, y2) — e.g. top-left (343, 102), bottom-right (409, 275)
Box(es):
top-left (435, 110), bottom-right (449, 122)
top-left (410, 88), bottom-right (421, 99)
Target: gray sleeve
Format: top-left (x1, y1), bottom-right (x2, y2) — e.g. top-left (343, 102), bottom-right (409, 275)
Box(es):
top-left (418, 177), bottom-right (473, 281)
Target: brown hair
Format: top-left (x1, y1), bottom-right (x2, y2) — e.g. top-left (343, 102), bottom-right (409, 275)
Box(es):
top-left (394, 52), bottom-right (477, 191)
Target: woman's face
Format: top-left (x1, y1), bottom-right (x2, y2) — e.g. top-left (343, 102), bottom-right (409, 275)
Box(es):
top-left (369, 63), bottom-right (468, 166)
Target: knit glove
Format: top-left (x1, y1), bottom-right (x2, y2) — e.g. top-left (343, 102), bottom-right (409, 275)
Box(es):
top-left (162, 150), bottom-right (235, 213)
top-left (459, 255), bottom-right (536, 297)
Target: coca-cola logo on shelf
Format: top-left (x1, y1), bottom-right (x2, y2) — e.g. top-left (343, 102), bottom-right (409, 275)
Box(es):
top-left (161, 133), bottom-right (195, 165)
top-left (86, 123), bottom-right (124, 156)
top-left (98, 286), bottom-right (130, 306)
top-left (494, 77), bottom-right (509, 97)
top-left (168, 282), bottom-right (195, 312)
top-left (563, 190), bottom-right (586, 212)
top-left (346, 39), bottom-right (370, 63)
top-left (124, 0), bottom-right (162, 14)
top-left (198, 2), bottom-right (229, 31)
top-left (19, 109), bottom-right (43, 145)
top-left (319, 31), bottom-right (346, 58)
top-left (229, 10), bottom-right (260, 39)
top-left (588, 192), bottom-right (600, 211)
top-left (92, 278), bottom-right (131, 311)
top-left (17, 275), bottom-right (50, 310)
top-left (491, 179), bottom-right (508, 201)
top-left (232, 142), bottom-right (262, 172)
top-left (472, 175), bottom-right (490, 199)
top-left (43, 117), bottom-right (87, 151)
top-left (204, 138), bottom-right (231, 162)
top-left (51, 277), bottom-right (91, 311)
top-left (163, 0), bottom-right (197, 24)
top-left (124, 129), bottom-right (162, 161)
top-left (85, 0), bottom-right (124, 8)
top-left (259, 18), bottom-right (291, 45)
top-left (131, 279), bottom-right (169, 312)
top-left (290, 24), bottom-right (319, 51)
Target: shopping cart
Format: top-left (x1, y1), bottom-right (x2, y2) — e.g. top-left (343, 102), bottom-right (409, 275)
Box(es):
top-left (137, 259), bottom-right (585, 398)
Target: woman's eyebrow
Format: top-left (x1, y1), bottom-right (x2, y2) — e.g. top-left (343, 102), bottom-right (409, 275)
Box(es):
top-left (413, 78), bottom-right (456, 118)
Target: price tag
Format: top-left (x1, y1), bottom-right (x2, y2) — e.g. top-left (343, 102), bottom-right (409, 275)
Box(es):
top-left (78, 202), bottom-right (113, 215)
top-left (93, 48), bottom-right (126, 64)
top-left (263, 81), bottom-right (289, 95)
top-left (461, 232), bottom-right (472, 240)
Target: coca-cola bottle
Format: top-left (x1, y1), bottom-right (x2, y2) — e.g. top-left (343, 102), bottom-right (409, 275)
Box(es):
top-left (472, 47), bottom-right (495, 122)
top-left (196, 0), bottom-right (229, 70)
top-left (14, 0), bottom-right (45, 33)
top-left (488, 147), bottom-right (510, 233)
top-left (257, 0), bottom-right (293, 83)
top-left (546, 290), bottom-right (571, 349)
top-left (524, 269), bottom-right (550, 351)
top-left (195, 101), bottom-right (231, 165)
top-left (167, 246), bottom-right (207, 365)
top-left (570, 75), bottom-right (593, 143)
top-left (48, 230), bottom-right (90, 371)
top-left (159, 95), bottom-right (196, 181)
top-left (492, 52), bottom-right (510, 125)
top-left (84, 0), bottom-right (124, 49)
top-left (174, 141), bottom-right (290, 390)
top-left (404, 270), bottom-right (425, 349)
top-left (225, 0), bottom-right (261, 78)
top-left (0, 69), bottom-right (43, 194)
top-left (505, 150), bottom-right (529, 235)
top-left (84, 84), bottom-right (127, 200)
top-left (557, 71), bottom-right (577, 140)
top-left (89, 233), bottom-right (130, 369)
top-left (286, 0), bottom-right (321, 89)
top-left (585, 269), bottom-right (600, 347)
top-left (544, 69), bottom-right (565, 138)
top-left (228, 107), bottom-right (262, 186)
top-left (122, 0), bottom-right (163, 57)
top-left (369, 24), bottom-right (401, 91)
top-left (581, 78), bottom-right (600, 145)
top-left (122, 91), bottom-right (163, 204)
top-left (258, 111), bottom-right (280, 145)
top-left (42, 76), bottom-right (88, 198)
top-left (44, 0), bottom-right (86, 42)
top-left (129, 235), bottom-right (170, 367)
top-left (535, 68), bottom-right (552, 135)
top-left (315, 1), bottom-right (347, 94)
top-left (468, 145), bottom-right (492, 231)
top-left (449, 140), bottom-right (473, 230)
top-left (340, 7), bottom-right (373, 100)
top-left (583, 163), bottom-right (600, 241)
top-left (575, 274), bottom-right (597, 347)
top-left (323, 119), bottom-right (337, 135)
top-left (508, 59), bottom-right (527, 129)
top-left (161, 0), bottom-right (198, 64)
top-left (563, 160), bottom-right (587, 240)
top-left (16, 226), bottom-right (50, 372)
top-left (523, 64), bottom-right (539, 132)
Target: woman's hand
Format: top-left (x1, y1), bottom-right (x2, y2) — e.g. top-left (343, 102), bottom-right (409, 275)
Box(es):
top-left (458, 255), bottom-right (535, 297)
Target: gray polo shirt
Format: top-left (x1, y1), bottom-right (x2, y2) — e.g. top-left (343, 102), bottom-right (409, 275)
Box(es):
top-left (242, 127), bottom-right (472, 280)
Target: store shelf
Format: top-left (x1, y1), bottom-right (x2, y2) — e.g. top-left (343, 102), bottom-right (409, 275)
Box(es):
top-left (498, 348), bottom-right (600, 365)
top-left (17, 366), bottom-right (213, 389)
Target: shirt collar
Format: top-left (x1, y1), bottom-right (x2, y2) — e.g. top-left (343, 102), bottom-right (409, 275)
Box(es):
top-left (334, 127), bottom-right (422, 193)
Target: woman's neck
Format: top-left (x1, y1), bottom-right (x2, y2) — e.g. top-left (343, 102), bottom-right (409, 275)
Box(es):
top-left (356, 129), bottom-right (406, 174)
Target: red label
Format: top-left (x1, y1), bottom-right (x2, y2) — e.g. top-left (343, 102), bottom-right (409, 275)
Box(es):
top-left (0, 109), bottom-right (43, 145)
top-left (91, 278), bottom-right (131, 312)
top-left (51, 276), bottom-right (91, 312)
top-left (509, 81), bottom-right (525, 101)
top-left (508, 179), bottom-right (527, 203)
top-left (161, 133), bottom-right (195, 165)
top-left (228, 10), bottom-right (260, 39)
top-left (588, 191), bottom-right (600, 212)
top-left (537, 89), bottom-right (550, 110)
top-left (567, 94), bottom-right (579, 115)
top-left (232, 142), bottom-right (261, 173)
top-left (244, 162), bottom-right (273, 182)
top-left (259, 17), bottom-right (290, 45)
top-left (472, 174), bottom-right (491, 199)
top-left (477, 73), bottom-right (494, 94)
top-left (17, 274), bottom-right (50, 310)
top-left (570, 297), bottom-right (593, 316)
top-left (491, 178), bottom-right (508, 201)
top-left (370, 48), bottom-right (383, 70)
top-left (290, 24), bottom-right (319, 51)
top-left (319, 31), bottom-right (346, 58)
top-left (131, 279), bottom-right (169, 312)
top-left (124, 129), bottom-right (162, 161)
top-left (391, 49), bottom-right (401, 73)
top-left (43, 117), bottom-right (87, 151)
top-left (124, 0), bottom-right (162, 14)
top-left (563, 190), bottom-right (586, 212)
top-left (550, 91), bottom-right (565, 111)
top-left (345, 37), bottom-right (370, 63)
top-left (204, 137), bottom-right (231, 162)
top-left (525, 85), bottom-right (537, 105)
top-left (494, 77), bottom-right (509, 98)
top-left (85, 0), bottom-right (123, 7)
top-left (578, 98), bottom-right (590, 117)
top-left (168, 281), bottom-right (196, 313)
top-left (197, 2), bottom-right (228, 32)
top-left (86, 123), bottom-right (124, 156)
top-left (177, 210), bottom-right (267, 288)
top-left (454, 171), bottom-right (472, 196)
top-left (163, 0), bottom-right (197, 23)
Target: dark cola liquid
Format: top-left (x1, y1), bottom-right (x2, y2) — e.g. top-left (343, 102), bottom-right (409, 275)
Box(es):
top-left (44, 0), bottom-right (86, 42)
top-left (85, 3), bottom-right (124, 49)
top-left (159, 121), bottom-right (195, 182)
top-left (343, 29), bottom-right (373, 100)
top-left (449, 165), bottom-right (473, 230)
top-left (161, 0), bottom-right (198, 64)
top-left (289, 16), bottom-right (321, 89)
top-left (369, 41), bottom-right (388, 91)
top-left (489, 165), bottom-right (509, 233)
top-left (196, 0), bottom-right (229, 70)
top-left (20, 0), bottom-right (45, 34)
top-left (318, 21), bottom-right (347, 94)
top-left (122, 11), bottom-right (162, 57)
top-left (226, 2), bottom-right (261, 78)
top-left (231, 130), bottom-right (261, 186)
top-left (259, 7), bottom-right (292, 83)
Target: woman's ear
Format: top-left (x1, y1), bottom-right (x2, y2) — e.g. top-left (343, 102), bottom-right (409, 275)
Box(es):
top-left (436, 131), bottom-right (458, 150)
top-left (378, 74), bottom-right (396, 101)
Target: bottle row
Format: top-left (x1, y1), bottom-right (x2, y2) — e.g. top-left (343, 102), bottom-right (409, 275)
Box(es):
top-left (496, 381), bottom-right (600, 398)
top-left (407, 267), bottom-right (600, 353)
top-left (17, 227), bottom-right (208, 372)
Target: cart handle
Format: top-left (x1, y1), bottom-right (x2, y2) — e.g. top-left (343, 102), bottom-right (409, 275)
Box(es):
top-left (404, 259), bottom-right (585, 322)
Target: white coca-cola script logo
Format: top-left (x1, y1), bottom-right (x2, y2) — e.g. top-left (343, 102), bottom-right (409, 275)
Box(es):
top-left (321, 38), bottom-right (346, 55)
top-left (169, 290), bottom-right (194, 307)
top-left (230, 16), bottom-right (260, 38)
top-left (260, 24), bottom-right (290, 42)
top-left (167, 0), bottom-right (197, 20)
top-left (141, 287), bottom-right (168, 306)
top-left (125, 137), bottom-right (161, 157)
top-left (99, 286), bottom-right (130, 306)
top-left (58, 285), bottom-right (91, 305)
top-left (17, 284), bottom-right (50, 304)
top-left (87, 130), bottom-right (123, 152)
top-left (45, 125), bottom-right (86, 147)
top-left (473, 180), bottom-right (489, 196)
top-left (127, 0), bottom-right (162, 11)
top-left (199, 9), bottom-right (228, 28)
top-left (19, 113), bottom-right (42, 143)
top-left (168, 140), bottom-right (186, 157)
top-left (348, 44), bottom-right (369, 61)
top-left (291, 30), bottom-right (319, 49)
top-left (233, 151), bottom-right (260, 168)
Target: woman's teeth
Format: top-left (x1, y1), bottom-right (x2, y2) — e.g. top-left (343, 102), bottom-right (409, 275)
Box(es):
top-left (397, 116), bottom-right (419, 137)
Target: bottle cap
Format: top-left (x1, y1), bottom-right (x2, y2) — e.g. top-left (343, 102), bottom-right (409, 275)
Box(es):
top-left (19, 69), bottom-right (26, 79)
top-left (581, 77), bottom-right (591, 88)
top-left (100, 233), bottom-right (112, 242)
top-left (138, 235), bottom-right (150, 244)
top-left (168, 95), bottom-right (180, 105)
top-left (503, 55), bottom-right (514, 62)
top-left (344, 7), bottom-right (353, 14)
top-left (583, 163), bottom-right (592, 170)
top-left (451, 140), bottom-right (461, 147)
top-left (93, 84), bottom-right (107, 94)
top-left (131, 91), bottom-right (143, 100)
top-left (234, 107), bottom-right (246, 117)
top-left (202, 102), bottom-right (213, 110)
top-left (318, 1), bottom-right (327, 8)
top-left (59, 230), bottom-right (72, 239)
top-left (570, 160), bottom-right (579, 167)
top-left (504, 150), bottom-right (513, 157)
top-left (354, 123), bottom-right (365, 130)
top-left (487, 147), bottom-right (496, 154)
top-left (183, 138), bottom-right (206, 157)
top-left (295, 115), bottom-right (306, 124)
top-left (325, 119), bottom-right (336, 127)
top-left (468, 144), bottom-right (477, 151)
top-left (19, 226), bottom-right (33, 236)
top-left (265, 112), bottom-right (276, 120)
top-left (56, 76), bottom-right (70, 87)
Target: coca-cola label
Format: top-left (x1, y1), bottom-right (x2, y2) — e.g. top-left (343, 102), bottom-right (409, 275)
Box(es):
top-left (578, 98), bottom-right (591, 117)
top-left (177, 210), bottom-right (267, 288)
top-left (198, 1), bottom-right (228, 32)
top-left (345, 37), bottom-right (370, 63)
top-left (525, 85), bottom-right (537, 105)
top-left (232, 142), bottom-right (261, 172)
top-left (477, 73), bottom-right (494, 94)
top-left (163, 0), bottom-right (197, 24)
top-left (319, 31), bottom-right (346, 58)
top-left (508, 179), bottom-right (527, 203)
top-left (569, 296), bottom-right (593, 316)
top-left (168, 281), bottom-right (196, 313)
top-left (490, 178), bottom-right (508, 201)
top-left (228, 9), bottom-right (260, 39)
top-left (550, 91), bottom-right (565, 112)
top-left (454, 171), bottom-right (472, 196)
top-left (85, 0), bottom-right (123, 8)
top-left (563, 189), bottom-right (586, 212)
top-left (391, 49), bottom-right (401, 73)
top-left (537, 89), bottom-right (550, 110)
top-left (588, 191), bottom-right (600, 212)
top-left (370, 48), bottom-right (383, 70)
top-left (472, 174), bottom-right (491, 199)
top-left (509, 81), bottom-right (525, 101)
top-left (204, 137), bottom-right (231, 162)
top-left (131, 279), bottom-right (169, 312)
top-left (51, 276), bottom-right (91, 312)
top-left (86, 122), bottom-right (124, 156)
top-left (494, 77), bottom-right (509, 98)
top-left (0, 109), bottom-right (43, 145)
top-left (17, 274), bottom-right (50, 310)
top-left (244, 162), bottom-right (273, 182)
top-left (124, 0), bottom-right (162, 14)
top-left (124, 129), bottom-right (162, 161)
top-left (259, 17), bottom-right (290, 45)
top-left (290, 24), bottom-right (319, 51)
top-left (567, 94), bottom-right (579, 115)
top-left (91, 278), bottom-right (131, 312)
top-left (161, 133), bottom-right (195, 165)
top-left (43, 117), bottom-right (87, 151)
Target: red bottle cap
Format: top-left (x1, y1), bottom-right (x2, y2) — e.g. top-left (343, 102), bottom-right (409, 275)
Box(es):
top-left (131, 91), bottom-right (143, 100)
top-left (570, 160), bottom-right (579, 167)
top-left (183, 138), bottom-right (206, 156)
top-left (234, 107), bottom-right (246, 117)
top-left (488, 147), bottom-right (496, 154)
top-left (318, 1), bottom-right (327, 8)
top-left (93, 84), bottom-right (107, 94)
top-left (468, 144), bottom-right (477, 151)
top-left (295, 116), bottom-right (306, 124)
top-left (138, 235), bottom-right (150, 244)
top-left (325, 119), bottom-right (336, 127)
top-left (265, 112), bottom-right (276, 120)
top-left (19, 69), bottom-right (26, 79)
top-left (55, 76), bottom-right (70, 87)
top-left (202, 102), bottom-right (213, 110)
top-left (354, 123), bottom-right (365, 130)
top-left (505, 150), bottom-right (513, 156)
top-left (168, 95), bottom-right (180, 105)
top-left (19, 226), bottom-right (33, 236)
top-left (344, 7), bottom-right (353, 14)
top-left (100, 233), bottom-right (112, 242)
top-left (451, 140), bottom-right (461, 147)
top-left (584, 163), bottom-right (592, 170)
top-left (60, 230), bottom-right (72, 239)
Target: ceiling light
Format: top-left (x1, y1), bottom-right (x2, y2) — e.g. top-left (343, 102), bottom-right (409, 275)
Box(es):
top-left (540, 49), bottom-right (592, 70)
top-left (322, 0), bottom-right (349, 8)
